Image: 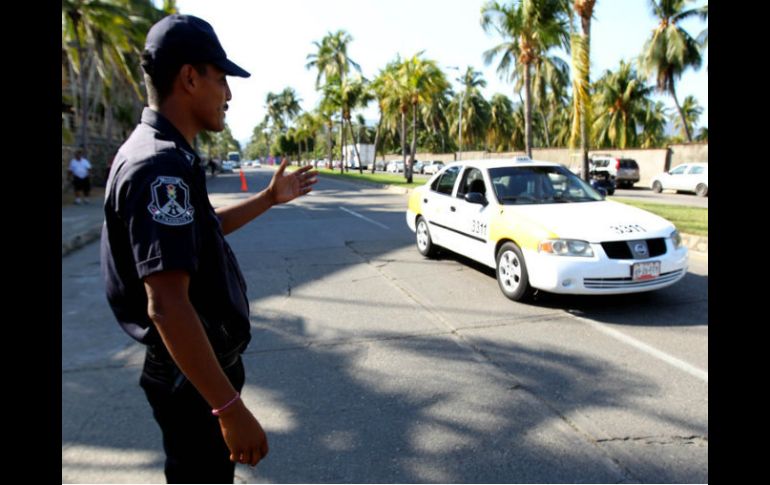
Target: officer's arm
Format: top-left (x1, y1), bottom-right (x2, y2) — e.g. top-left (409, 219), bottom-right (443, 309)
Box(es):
top-left (143, 269), bottom-right (269, 466)
top-left (215, 159), bottom-right (317, 235)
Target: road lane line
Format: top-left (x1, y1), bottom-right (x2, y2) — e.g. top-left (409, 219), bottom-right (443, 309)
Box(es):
top-left (339, 206), bottom-right (390, 229)
top-left (568, 313), bottom-right (708, 383)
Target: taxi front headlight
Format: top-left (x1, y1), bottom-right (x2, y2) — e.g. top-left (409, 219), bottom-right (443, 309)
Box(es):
top-left (670, 229), bottom-right (682, 249)
top-left (538, 239), bottom-right (594, 257)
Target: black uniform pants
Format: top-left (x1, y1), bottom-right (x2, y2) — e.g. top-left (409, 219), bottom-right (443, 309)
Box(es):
top-left (140, 346), bottom-right (245, 484)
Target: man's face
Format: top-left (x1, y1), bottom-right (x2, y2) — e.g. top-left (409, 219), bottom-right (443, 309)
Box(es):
top-left (191, 64), bottom-right (231, 132)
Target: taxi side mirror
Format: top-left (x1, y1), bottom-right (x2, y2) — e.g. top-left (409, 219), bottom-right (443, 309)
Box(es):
top-left (465, 192), bottom-right (488, 206)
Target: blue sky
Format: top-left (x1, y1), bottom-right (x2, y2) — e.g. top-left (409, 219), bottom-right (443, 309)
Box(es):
top-left (173, 0), bottom-right (708, 145)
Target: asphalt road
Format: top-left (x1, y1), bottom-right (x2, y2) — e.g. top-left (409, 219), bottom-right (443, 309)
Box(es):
top-left (62, 168), bottom-right (707, 483)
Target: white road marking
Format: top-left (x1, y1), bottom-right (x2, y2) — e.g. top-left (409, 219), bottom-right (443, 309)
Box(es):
top-left (568, 313), bottom-right (708, 383)
top-left (339, 206), bottom-right (390, 229)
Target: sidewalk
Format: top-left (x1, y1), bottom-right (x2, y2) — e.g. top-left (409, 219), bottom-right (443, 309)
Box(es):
top-left (62, 196), bottom-right (104, 257)
top-left (61, 176), bottom-right (707, 257)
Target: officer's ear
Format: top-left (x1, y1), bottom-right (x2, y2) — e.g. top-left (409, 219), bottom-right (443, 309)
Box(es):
top-left (178, 64), bottom-right (199, 94)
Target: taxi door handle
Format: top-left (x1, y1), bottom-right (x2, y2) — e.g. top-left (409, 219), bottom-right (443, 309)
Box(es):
top-left (450, 206), bottom-right (456, 212)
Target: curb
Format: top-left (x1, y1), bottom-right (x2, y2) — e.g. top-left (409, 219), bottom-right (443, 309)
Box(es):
top-left (62, 223), bottom-right (102, 257)
top-left (680, 233), bottom-right (708, 255)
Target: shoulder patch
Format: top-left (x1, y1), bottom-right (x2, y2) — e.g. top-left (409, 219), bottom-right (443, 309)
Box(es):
top-left (147, 176), bottom-right (195, 226)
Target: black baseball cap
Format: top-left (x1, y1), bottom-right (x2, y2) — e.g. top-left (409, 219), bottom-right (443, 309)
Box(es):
top-left (143, 14), bottom-right (250, 78)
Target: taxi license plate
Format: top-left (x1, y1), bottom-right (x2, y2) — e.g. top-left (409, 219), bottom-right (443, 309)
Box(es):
top-left (632, 261), bottom-right (661, 281)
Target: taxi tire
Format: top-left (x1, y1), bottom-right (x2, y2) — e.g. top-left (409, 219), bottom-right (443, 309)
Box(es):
top-left (415, 216), bottom-right (438, 258)
top-left (496, 242), bottom-right (534, 301)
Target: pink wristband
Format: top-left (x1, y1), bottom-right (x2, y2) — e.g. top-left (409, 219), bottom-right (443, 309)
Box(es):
top-left (211, 392), bottom-right (240, 416)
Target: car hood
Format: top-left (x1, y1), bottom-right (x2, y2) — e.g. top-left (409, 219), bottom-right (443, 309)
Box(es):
top-left (501, 200), bottom-right (675, 242)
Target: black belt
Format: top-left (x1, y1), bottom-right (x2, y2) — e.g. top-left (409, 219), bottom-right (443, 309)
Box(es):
top-left (146, 340), bottom-right (245, 370)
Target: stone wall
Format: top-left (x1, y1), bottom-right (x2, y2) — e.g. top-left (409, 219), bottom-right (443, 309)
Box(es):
top-left (669, 143), bottom-right (708, 166)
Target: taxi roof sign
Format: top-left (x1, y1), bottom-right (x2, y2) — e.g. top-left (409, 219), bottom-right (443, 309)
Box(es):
top-left (513, 156), bottom-right (532, 163)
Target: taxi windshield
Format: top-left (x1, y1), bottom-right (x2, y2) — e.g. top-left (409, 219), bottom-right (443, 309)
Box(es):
top-left (489, 165), bottom-right (603, 205)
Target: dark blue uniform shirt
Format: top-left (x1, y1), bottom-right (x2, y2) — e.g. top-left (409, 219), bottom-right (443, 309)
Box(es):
top-left (101, 108), bottom-right (251, 354)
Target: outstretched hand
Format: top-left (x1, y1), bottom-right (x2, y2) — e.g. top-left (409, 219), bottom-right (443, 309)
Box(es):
top-left (268, 158), bottom-right (318, 205)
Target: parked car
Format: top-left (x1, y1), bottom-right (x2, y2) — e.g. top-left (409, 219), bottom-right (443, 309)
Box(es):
top-left (220, 160), bottom-right (235, 173)
top-left (588, 168), bottom-right (616, 196)
top-left (406, 158), bottom-right (688, 301)
top-left (387, 161), bottom-right (404, 173)
top-left (413, 160), bottom-right (425, 174)
top-left (650, 162), bottom-right (708, 197)
top-left (423, 161), bottom-right (445, 175)
top-left (590, 156), bottom-right (640, 188)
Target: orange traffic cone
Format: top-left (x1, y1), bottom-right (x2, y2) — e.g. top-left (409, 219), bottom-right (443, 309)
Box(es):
top-left (239, 169), bottom-right (248, 192)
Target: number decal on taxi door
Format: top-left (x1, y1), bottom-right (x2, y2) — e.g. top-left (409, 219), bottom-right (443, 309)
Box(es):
top-left (471, 220), bottom-right (488, 237)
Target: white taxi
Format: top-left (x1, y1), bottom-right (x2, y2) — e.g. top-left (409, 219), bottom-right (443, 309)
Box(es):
top-left (406, 158), bottom-right (689, 301)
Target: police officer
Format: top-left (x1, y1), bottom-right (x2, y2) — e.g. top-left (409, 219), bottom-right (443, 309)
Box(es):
top-left (100, 14), bottom-right (317, 484)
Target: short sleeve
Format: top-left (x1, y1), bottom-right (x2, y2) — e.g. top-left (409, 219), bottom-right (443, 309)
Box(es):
top-left (119, 157), bottom-right (200, 279)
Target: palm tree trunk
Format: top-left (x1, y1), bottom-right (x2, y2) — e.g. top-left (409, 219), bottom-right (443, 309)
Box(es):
top-left (79, 48), bottom-right (91, 149)
top-left (400, 110), bottom-right (407, 180)
top-left (371, 111), bottom-right (382, 174)
top-left (523, 64), bottom-right (533, 158)
top-left (326, 121), bottom-right (333, 169)
top-left (347, 118), bottom-right (364, 174)
top-left (669, 84), bottom-right (692, 142)
top-left (340, 116), bottom-right (346, 174)
top-left (580, 11), bottom-right (593, 182)
top-left (407, 103), bottom-right (418, 184)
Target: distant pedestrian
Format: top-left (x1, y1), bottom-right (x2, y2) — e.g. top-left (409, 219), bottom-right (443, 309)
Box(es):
top-left (100, 14), bottom-right (317, 484)
top-left (208, 157), bottom-right (217, 177)
top-left (68, 148), bottom-right (92, 204)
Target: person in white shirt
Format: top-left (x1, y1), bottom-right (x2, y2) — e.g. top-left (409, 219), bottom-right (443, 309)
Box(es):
top-left (68, 149), bottom-right (92, 204)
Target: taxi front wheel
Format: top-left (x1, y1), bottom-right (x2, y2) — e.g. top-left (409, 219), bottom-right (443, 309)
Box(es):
top-left (415, 216), bottom-right (438, 258)
top-left (496, 242), bottom-right (533, 301)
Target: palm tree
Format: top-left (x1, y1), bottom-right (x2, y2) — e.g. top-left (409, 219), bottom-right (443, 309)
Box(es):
top-left (592, 61), bottom-right (652, 149)
top-left (369, 63), bottom-right (399, 173)
top-left (453, 66), bottom-right (487, 155)
top-left (487, 93), bottom-right (515, 151)
top-left (529, 54), bottom-right (569, 147)
top-left (510, 102), bottom-right (527, 150)
top-left (638, 0), bottom-right (703, 142)
top-left (639, 100), bottom-right (670, 148)
top-left (481, 0), bottom-right (570, 158)
top-left (306, 30), bottom-right (361, 172)
top-left (62, 0), bottom-right (162, 149)
top-left (697, 3), bottom-right (708, 70)
top-left (397, 54), bottom-right (449, 182)
top-left (569, 0), bottom-right (596, 180)
top-left (279, 87), bottom-right (303, 131)
top-left (449, 89), bottom-right (491, 151)
top-left (420, 86), bottom-right (453, 154)
top-left (305, 30), bottom-right (361, 88)
top-left (673, 95), bottom-right (703, 141)
top-left (324, 75), bottom-right (373, 173)
top-left (317, 92), bottom-right (339, 170)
